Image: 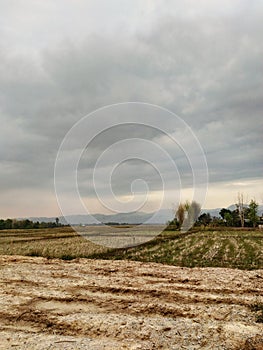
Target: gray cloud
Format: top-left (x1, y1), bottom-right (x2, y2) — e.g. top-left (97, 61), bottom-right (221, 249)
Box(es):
top-left (0, 1), bottom-right (262, 215)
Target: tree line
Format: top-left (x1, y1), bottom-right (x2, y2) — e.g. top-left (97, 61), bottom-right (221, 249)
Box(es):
top-left (168, 198), bottom-right (262, 229)
top-left (0, 217), bottom-right (65, 230)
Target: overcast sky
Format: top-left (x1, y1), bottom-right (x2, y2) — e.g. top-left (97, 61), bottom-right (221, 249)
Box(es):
top-left (0, 0), bottom-right (262, 218)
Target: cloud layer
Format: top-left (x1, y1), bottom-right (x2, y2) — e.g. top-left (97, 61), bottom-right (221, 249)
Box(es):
top-left (0, 1), bottom-right (262, 216)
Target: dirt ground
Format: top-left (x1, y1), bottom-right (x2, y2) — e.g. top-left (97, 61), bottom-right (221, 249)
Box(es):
top-left (0, 256), bottom-right (262, 350)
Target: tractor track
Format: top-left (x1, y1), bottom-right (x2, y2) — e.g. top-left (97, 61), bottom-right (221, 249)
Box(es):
top-left (0, 255), bottom-right (262, 349)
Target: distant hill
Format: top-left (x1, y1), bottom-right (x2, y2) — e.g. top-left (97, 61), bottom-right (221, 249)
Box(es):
top-left (27, 209), bottom-right (174, 225)
top-left (25, 204), bottom-right (263, 225)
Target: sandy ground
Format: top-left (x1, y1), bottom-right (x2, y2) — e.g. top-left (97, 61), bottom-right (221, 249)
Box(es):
top-left (0, 256), bottom-right (262, 350)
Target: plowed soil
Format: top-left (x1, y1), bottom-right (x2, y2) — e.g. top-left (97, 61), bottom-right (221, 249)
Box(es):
top-left (0, 255), bottom-right (262, 349)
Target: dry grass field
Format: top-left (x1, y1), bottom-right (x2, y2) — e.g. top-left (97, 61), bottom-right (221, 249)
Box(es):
top-left (0, 225), bottom-right (164, 258)
top-left (0, 227), bottom-right (107, 258)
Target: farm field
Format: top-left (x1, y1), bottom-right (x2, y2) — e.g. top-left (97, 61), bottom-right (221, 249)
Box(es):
top-left (0, 226), bottom-right (262, 270)
top-left (102, 228), bottom-right (263, 270)
top-left (0, 225), bottom-right (164, 258)
top-left (0, 227), bottom-right (262, 349)
top-left (0, 255), bottom-right (262, 349)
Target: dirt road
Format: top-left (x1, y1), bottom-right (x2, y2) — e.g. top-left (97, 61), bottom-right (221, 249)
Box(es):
top-left (0, 255), bottom-right (262, 349)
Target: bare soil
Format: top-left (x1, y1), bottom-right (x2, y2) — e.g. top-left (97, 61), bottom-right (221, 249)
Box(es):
top-left (0, 255), bottom-right (262, 349)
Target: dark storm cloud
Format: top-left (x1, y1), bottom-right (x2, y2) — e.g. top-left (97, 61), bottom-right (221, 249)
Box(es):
top-left (0, 2), bottom-right (262, 208)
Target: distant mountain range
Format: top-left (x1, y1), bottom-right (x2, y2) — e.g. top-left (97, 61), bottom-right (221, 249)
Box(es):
top-left (27, 209), bottom-right (173, 225)
top-left (26, 204), bottom-right (263, 225)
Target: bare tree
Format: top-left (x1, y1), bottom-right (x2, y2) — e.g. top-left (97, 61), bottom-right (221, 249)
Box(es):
top-left (175, 200), bottom-right (201, 231)
top-left (176, 203), bottom-right (185, 227)
top-left (236, 192), bottom-right (245, 228)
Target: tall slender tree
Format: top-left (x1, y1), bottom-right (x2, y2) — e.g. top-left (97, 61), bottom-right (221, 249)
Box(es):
top-left (236, 192), bottom-right (245, 228)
